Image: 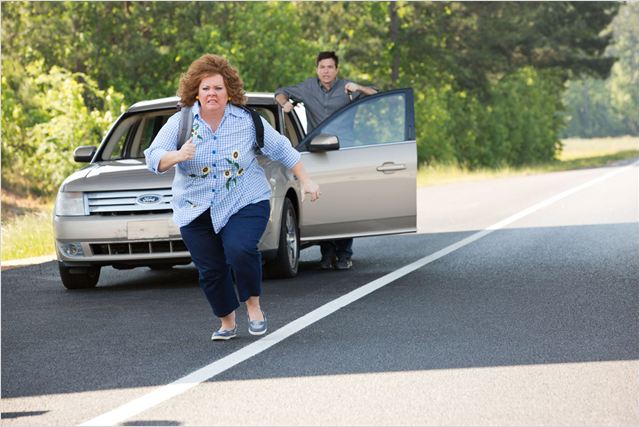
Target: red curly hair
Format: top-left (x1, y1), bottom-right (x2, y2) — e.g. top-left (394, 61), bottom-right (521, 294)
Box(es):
top-left (177, 54), bottom-right (246, 106)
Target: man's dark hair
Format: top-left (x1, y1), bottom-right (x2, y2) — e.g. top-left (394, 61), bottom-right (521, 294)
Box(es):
top-left (316, 51), bottom-right (339, 67)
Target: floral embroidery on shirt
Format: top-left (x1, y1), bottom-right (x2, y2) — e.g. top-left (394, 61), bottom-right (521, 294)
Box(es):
top-left (224, 151), bottom-right (242, 190)
top-left (188, 166), bottom-right (211, 179)
top-left (144, 103), bottom-right (302, 231)
top-left (191, 123), bottom-right (204, 141)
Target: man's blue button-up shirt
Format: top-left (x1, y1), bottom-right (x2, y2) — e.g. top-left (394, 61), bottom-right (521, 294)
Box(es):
top-left (275, 78), bottom-right (361, 131)
top-left (144, 103), bottom-right (301, 232)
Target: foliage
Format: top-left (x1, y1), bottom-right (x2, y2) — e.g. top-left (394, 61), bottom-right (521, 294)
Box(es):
top-left (562, 2), bottom-right (639, 137)
top-left (605, 1), bottom-right (639, 135)
top-left (417, 67), bottom-right (564, 168)
top-left (0, 1), bottom-right (630, 196)
top-left (2, 60), bottom-right (125, 194)
top-left (174, 2), bottom-right (315, 92)
top-left (485, 68), bottom-right (565, 166)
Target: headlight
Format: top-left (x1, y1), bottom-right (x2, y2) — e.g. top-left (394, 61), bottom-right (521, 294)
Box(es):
top-left (55, 191), bottom-right (87, 216)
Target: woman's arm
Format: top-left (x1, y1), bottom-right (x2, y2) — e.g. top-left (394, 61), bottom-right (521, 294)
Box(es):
top-left (255, 114), bottom-right (320, 202)
top-left (291, 162), bottom-right (320, 202)
top-left (144, 112), bottom-right (191, 174)
top-left (156, 138), bottom-right (196, 172)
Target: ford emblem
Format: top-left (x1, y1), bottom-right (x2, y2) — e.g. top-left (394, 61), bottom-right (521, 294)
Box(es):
top-left (136, 194), bottom-right (162, 205)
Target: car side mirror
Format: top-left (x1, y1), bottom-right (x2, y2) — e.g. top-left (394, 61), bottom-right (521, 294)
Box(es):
top-left (73, 146), bottom-right (97, 163)
top-left (308, 134), bottom-right (339, 152)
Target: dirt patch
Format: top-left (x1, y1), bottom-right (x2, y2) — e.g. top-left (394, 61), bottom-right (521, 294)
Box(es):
top-left (1, 189), bottom-right (52, 221)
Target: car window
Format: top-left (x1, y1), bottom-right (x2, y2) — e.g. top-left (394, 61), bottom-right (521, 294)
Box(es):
top-left (102, 111), bottom-right (172, 160)
top-left (254, 107), bottom-right (276, 129)
top-left (134, 113), bottom-right (170, 158)
top-left (102, 115), bottom-right (140, 160)
top-left (312, 92), bottom-right (407, 149)
top-left (103, 105), bottom-right (286, 160)
top-left (294, 103), bottom-right (307, 134)
top-left (254, 105), bottom-right (303, 147)
top-left (284, 113), bottom-right (301, 147)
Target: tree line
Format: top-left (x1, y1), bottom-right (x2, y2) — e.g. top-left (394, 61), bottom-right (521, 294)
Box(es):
top-left (1, 1), bottom-right (635, 196)
top-left (562, 2), bottom-right (638, 138)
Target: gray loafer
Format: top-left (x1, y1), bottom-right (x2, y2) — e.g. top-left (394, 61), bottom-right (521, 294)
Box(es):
top-left (248, 311), bottom-right (268, 336)
top-left (211, 326), bottom-right (237, 341)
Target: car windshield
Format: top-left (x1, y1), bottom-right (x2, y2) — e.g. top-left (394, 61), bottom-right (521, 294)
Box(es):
top-left (100, 105), bottom-right (284, 161)
top-left (101, 110), bottom-right (172, 161)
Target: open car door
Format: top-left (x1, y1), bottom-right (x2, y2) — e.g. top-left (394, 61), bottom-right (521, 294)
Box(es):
top-left (297, 88), bottom-right (417, 242)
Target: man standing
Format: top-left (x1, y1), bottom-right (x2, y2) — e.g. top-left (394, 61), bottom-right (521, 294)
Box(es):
top-left (275, 51), bottom-right (377, 270)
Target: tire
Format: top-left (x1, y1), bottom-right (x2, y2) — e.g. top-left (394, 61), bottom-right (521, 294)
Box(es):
top-left (264, 198), bottom-right (299, 279)
top-left (58, 262), bottom-right (100, 289)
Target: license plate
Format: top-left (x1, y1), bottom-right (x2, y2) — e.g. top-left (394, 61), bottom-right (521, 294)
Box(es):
top-left (127, 220), bottom-right (169, 239)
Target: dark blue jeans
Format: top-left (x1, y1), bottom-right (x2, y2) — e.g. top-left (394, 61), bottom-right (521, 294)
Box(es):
top-left (320, 238), bottom-right (353, 261)
top-left (180, 201), bottom-right (270, 318)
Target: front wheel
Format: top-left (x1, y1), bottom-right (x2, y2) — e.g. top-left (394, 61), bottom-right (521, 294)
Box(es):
top-left (58, 262), bottom-right (100, 289)
top-left (264, 198), bottom-right (299, 279)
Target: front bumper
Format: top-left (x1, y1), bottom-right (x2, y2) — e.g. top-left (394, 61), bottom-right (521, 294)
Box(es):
top-left (54, 213), bottom-right (191, 266)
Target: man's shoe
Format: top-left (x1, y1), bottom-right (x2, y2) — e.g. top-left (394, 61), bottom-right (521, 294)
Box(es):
top-left (211, 326), bottom-right (237, 341)
top-left (320, 256), bottom-right (334, 270)
top-left (248, 311), bottom-right (268, 336)
top-left (335, 257), bottom-right (353, 270)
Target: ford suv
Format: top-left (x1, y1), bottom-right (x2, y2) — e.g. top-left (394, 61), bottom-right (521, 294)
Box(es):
top-left (54, 89), bottom-right (417, 289)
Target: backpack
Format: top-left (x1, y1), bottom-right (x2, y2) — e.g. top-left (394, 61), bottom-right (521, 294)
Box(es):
top-left (176, 103), bottom-right (264, 151)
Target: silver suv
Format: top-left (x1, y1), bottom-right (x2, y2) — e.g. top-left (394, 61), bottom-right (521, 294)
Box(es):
top-left (54, 89), bottom-right (417, 289)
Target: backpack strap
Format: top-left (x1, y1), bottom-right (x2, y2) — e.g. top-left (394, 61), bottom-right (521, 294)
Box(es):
top-left (238, 105), bottom-right (264, 149)
top-left (176, 102), bottom-right (193, 150)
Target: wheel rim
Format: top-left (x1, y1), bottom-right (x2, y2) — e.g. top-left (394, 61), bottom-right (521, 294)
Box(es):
top-left (285, 208), bottom-right (298, 270)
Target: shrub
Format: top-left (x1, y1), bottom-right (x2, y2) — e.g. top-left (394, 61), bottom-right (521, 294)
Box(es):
top-left (482, 67), bottom-right (565, 166)
top-left (2, 61), bottom-right (125, 195)
top-left (416, 67), bottom-right (565, 168)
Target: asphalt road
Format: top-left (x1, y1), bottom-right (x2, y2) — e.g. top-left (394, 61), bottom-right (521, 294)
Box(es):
top-left (2, 162), bottom-right (638, 426)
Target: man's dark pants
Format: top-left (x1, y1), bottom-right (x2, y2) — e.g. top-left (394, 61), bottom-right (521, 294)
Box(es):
top-left (320, 238), bottom-right (353, 261)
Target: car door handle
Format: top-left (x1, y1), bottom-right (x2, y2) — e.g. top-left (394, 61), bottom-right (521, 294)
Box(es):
top-left (376, 162), bottom-right (406, 173)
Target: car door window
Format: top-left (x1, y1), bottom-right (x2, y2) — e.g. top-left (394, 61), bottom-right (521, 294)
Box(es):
top-left (254, 107), bottom-right (276, 129)
top-left (284, 113), bottom-right (301, 147)
top-left (310, 92), bottom-right (408, 149)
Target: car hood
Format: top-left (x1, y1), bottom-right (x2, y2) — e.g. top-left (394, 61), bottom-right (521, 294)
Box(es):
top-left (61, 159), bottom-right (175, 192)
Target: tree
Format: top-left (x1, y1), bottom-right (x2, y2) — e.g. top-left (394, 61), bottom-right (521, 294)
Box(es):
top-left (561, 2), bottom-right (638, 137)
top-left (1, 60), bottom-right (125, 194)
top-left (607, 1), bottom-right (639, 135)
top-left (0, 1), bottom-right (628, 196)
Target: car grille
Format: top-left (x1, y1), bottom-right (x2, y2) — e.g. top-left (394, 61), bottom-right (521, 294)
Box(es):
top-left (90, 240), bottom-right (188, 255)
top-left (86, 189), bottom-right (173, 215)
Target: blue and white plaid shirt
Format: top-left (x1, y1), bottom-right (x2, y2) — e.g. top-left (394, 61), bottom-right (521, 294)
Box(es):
top-left (144, 103), bottom-right (301, 232)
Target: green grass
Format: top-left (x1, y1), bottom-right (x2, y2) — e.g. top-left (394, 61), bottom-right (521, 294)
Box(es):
top-left (1, 208), bottom-right (55, 261)
top-left (559, 136), bottom-right (639, 160)
top-left (1, 136), bottom-right (638, 261)
top-left (419, 136), bottom-right (639, 187)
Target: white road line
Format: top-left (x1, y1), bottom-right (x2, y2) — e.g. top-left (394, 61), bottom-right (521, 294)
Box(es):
top-left (79, 163), bottom-right (637, 426)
